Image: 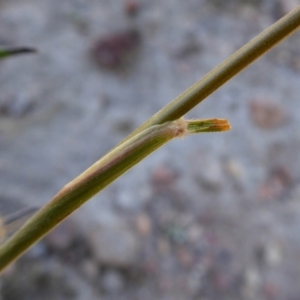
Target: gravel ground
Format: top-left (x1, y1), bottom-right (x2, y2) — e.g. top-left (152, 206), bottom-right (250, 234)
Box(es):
top-left (1, 0), bottom-right (300, 299)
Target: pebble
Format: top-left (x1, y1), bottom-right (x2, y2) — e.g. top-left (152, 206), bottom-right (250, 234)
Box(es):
top-left (90, 29), bottom-right (141, 69)
top-left (167, 225), bottom-right (187, 244)
top-left (193, 154), bottom-right (223, 192)
top-left (107, 107), bottom-right (137, 136)
top-left (101, 270), bottom-right (124, 293)
top-left (141, 259), bottom-right (159, 275)
top-left (80, 259), bottom-right (99, 280)
top-left (88, 222), bottom-right (141, 267)
top-left (216, 248), bottom-right (233, 266)
top-left (0, 2), bottom-right (47, 36)
top-left (0, 93), bottom-right (36, 117)
top-left (263, 281), bottom-right (280, 299)
top-left (176, 247), bottom-right (194, 268)
top-left (224, 158), bottom-right (245, 180)
top-left (151, 165), bottom-right (178, 187)
top-left (249, 97), bottom-right (287, 130)
top-left (174, 33), bottom-right (202, 59)
top-left (259, 166), bottom-right (293, 201)
top-left (124, 0), bottom-right (140, 17)
top-left (158, 275), bottom-right (173, 292)
top-left (213, 271), bottom-right (231, 292)
top-left (265, 241), bottom-right (283, 267)
top-left (186, 271), bottom-right (202, 296)
top-left (135, 213), bottom-right (152, 236)
top-left (113, 114), bottom-right (135, 134)
top-left (115, 189), bottom-right (136, 210)
top-left (157, 238), bottom-right (171, 256)
top-left (244, 267), bottom-right (261, 291)
top-left (187, 224), bottom-right (203, 244)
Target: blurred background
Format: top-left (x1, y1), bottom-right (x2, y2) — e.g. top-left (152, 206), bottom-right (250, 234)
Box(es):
top-left (1, 0), bottom-right (300, 299)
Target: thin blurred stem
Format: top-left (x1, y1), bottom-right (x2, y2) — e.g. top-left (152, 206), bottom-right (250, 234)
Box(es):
top-left (120, 5), bottom-right (300, 143)
top-left (3, 207), bottom-right (39, 226)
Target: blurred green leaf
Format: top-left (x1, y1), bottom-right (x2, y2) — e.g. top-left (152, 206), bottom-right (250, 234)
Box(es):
top-left (0, 47), bottom-right (37, 60)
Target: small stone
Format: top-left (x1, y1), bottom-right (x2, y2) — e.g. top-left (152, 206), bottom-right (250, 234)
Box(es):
top-left (259, 166), bottom-right (293, 201)
top-left (101, 270), bottom-right (124, 293)
top-left (135, 213), bottom-right (152, 236)
top-left (249, 97), bottom-right (287, 129)
top-left (187, 224), bottom-right (203, 244)
top-left (244, 267), bottom-right (261, 290)
top-left (88, 222), bottom-right (141, 267)
top-left (0, 93), bottom-right (36, 117)
top-left (254, 243), bottom-right (265, 266)
top-left (113, 114), bottom-right (135, 134)
top-left (80, 259), bottom-right (99, 280)
top-left (216, 248), bottom-right (233, 266)
top-left (157, 238), bottom-right (171, 256)
top-left (167, 225), bottom-right (187, 244)
top-left (224, 158), bottom-right (245, 180)
top-left (107, 108), bottom-right (136, 136)
top-left (174, 34), bottom-right (202, 59)
top-left (177, 247), bottom-right (194, 268)
top-left (151, 165), bottom-right (177, 186)
top-left (90, 29), bottom-right (141, 69)
top-left (138, 185), bottom-right (153, 204)
top-left (194, 154), bottom-right (223, 191)
top-left (213, 272), bottom-right (231, 292)
top-left (116, 190), bottom-right (136, 210)
top-left (186, 271), bottom-right (202, 296)
top-left (265, 241), bottom-right (283, 266)
top-left (158, 275), bottom-right (173, 292)
top-left (263, 281), bottom-right (279, 299)
top-left (141, 259), bottom-right (159, 275)
top-left (124, 0), bottom-right (140, 17)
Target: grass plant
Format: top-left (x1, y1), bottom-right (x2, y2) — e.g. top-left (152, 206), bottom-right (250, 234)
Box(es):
top-left (0, 6), bottom-right (300, 272)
